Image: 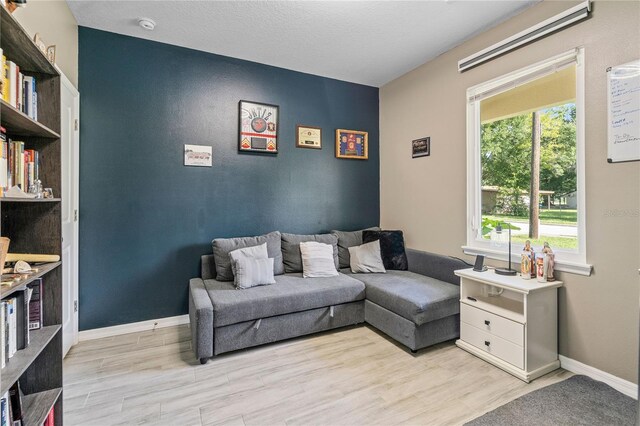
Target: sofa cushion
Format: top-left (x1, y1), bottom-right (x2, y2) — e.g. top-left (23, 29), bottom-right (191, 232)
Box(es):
top-left (212, 231), bottom-right (284, 281)
top-left (331, 227), bottom-right (381, 269)
top-left (343, 269), bottom-right (459, 325)
top-left (203, 273), bottom-right (365, 327)
top-left (281, 233), bottom-right (339, 273)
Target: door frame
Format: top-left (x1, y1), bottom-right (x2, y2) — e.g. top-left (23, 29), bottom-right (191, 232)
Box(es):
top-left (59, 67), bottom-right (80, 350)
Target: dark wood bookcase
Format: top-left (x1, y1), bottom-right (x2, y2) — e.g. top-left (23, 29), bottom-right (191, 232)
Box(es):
top-left (1, 5), bottom-right (63, 425)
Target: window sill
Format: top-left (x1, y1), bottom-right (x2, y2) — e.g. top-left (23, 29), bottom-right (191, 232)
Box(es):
top-left (462, 245), bottom-right (592, 276)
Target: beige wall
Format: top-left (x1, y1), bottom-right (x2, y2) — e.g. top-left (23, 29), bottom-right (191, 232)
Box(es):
top-left (12, 0), bottom-right (78, 87)
top-left (380, 0), bottom-right (640, 383)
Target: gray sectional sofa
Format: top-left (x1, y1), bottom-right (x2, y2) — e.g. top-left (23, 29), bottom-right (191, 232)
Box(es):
top-left (189, 231), bottom-right (467, 364)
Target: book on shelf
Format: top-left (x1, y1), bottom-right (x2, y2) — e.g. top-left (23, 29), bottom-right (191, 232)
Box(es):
top-left (27, 279), bottom-right (42, 331)
top-left (0, 127), bottom-right (5, 196)
top-left (1, 139), bottom-right (40, 193)
top-left (0, 48), bottom-right (38, 120)
top-left (0, 391), bottom-right (10, 426)
top-left (1, 287), bottom-right (36, 368)
top-left (44, 406), bottom-right (54, 426)
top-left (8, 383), bottom-right (22, 426)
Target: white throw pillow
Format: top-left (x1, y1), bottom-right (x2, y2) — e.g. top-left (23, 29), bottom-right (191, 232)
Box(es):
top-left (229, 243), bottom-right (268, 276)
top-left (233, 257), bottom-right (276, 289)
top-left (299, 241), bottom-right (339, 278)
top-left (348, 240), bottom-right (386, 273)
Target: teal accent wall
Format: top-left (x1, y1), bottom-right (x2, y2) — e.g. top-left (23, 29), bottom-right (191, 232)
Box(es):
top-left (78, 27), bottom-right (379, 330)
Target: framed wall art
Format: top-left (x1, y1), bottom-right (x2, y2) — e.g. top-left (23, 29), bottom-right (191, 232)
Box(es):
top-left (238, 100), bottom-right (279, 154)
top-left (335, 129), bottom-right (368, 160)
top-left (412, 137), bottom-right (430, 158)
top-left (184, 144), bottom-right (212, 167)
top-left (296, 125), bottom-right (322, 149)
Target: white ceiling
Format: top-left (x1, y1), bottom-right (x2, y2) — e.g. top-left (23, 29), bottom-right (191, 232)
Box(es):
top-left (66, 0), bottom-right (539, 87)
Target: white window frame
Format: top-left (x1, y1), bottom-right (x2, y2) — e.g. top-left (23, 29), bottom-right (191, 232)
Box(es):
top-left (463, 48), bottom-right (592, 276)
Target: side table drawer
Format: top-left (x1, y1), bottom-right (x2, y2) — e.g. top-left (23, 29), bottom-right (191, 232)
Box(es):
top-left (461, 322), bottom-right (524, 369)
top-left (461, 302), bottom-right (524, 346)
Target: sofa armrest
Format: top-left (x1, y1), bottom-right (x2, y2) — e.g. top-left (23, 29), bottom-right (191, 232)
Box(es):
top-left (189, 278), bottom-right (214, 360)
top-left (406, 248), bottom-right (470, 286)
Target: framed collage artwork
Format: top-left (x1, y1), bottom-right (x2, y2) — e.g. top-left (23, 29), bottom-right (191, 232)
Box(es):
top-left (238, 100), bottom-right (279, 154)
top-left (335, 129), bottom-right (368, 160)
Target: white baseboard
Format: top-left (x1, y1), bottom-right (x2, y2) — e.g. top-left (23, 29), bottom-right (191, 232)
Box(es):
top-left (79, 314), bottom-right (190, 341)
top-left (559, 355), bottom-right (638, 399)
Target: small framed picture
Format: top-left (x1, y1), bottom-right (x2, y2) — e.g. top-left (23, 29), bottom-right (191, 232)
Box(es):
top-left (238, 100), bottom-right (279, 154)
top-left (335, 129), bottom-right (368, 160)
top-left (46, 45), bottom-right (56, 64)
top-left (296, 125), bottom-right (322, 149)
top-left (33, 33), bottom-right (47, 55)
top-left (184, 144), bottom-right (212, 167)
top-left (412, 137), bottom-right (430, 158)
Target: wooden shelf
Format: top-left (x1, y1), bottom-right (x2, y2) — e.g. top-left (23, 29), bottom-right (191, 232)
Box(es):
top-left (0, 7), bottom-right (58, 76)
top-left (0, 325), bottom-right (61, 395)
top-left (0, 99), bottom-right (60, 139)
top-left (1, 262), bottom-right (61, 299)
top-left (22, 387), bottom-right (62, 426)
top-left (1, 197), bottom-right (61, 203)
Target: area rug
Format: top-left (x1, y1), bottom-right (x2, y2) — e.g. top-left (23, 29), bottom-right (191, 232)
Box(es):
top-left (466, 375), bottom-right (636, 426)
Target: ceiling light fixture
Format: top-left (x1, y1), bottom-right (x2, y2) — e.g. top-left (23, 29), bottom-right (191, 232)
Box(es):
top-left (137, 18), bottom-right (156, 31)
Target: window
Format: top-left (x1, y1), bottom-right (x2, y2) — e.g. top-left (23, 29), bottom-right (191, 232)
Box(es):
top-left (464, 49), bottom-right (591, 275)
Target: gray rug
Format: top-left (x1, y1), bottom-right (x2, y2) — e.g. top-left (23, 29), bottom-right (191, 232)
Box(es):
top-left (466, 375), bottom-right (636, 426)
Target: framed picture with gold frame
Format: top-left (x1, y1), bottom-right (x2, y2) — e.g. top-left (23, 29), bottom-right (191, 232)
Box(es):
top-left (296, 125), bottom-right (322, 149)
top-left (335, 129), bottom-right (368, 160)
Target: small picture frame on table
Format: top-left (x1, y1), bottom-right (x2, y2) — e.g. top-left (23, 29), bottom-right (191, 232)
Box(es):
top-left (296, 125), bottom-right (322, 149)
top-left (238, 100), bottom-right (279, 154)
top-left (412, 137), bottom-right (430, 158)
top-left (335, 129), bottom-right (368, 160)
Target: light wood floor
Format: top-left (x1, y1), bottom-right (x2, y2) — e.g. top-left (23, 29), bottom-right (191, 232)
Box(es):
top-left (63, 324), bottom-right (571, 425)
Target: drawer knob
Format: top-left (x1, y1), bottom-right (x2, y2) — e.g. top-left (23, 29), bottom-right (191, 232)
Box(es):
top-left (484, 340), bottom-right (491, 347)
top-left (484, 320), bottom-right (491, 326)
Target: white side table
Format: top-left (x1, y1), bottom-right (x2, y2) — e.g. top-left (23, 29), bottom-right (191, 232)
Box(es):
top-left (455, 268), bottom-right (563, 382)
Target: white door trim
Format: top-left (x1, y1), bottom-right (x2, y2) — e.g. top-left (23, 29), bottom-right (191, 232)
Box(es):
top-left (59, 67), bottom-right (80, 353)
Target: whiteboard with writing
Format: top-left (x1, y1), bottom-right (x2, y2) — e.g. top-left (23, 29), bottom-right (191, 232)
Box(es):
top-left (607, 60), bottom-right (640, 163)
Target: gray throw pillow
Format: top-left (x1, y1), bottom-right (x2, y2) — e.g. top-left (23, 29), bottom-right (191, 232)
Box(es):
top-left (348, 240), bottom-right (386, 274)
top-left (228, 243), bottom-right (268, 276)
top-left (212, 231), bottom-right (284, 281)
top-left (233, 257), bottom-right (276, 289)
top-left (281, 233), bottom-right (339, 273)
top-left (331, 227), bottom-right (381, 269)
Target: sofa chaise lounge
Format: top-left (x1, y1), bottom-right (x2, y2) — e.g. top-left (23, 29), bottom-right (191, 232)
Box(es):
top-left (189, 231), bottom-right (467, 364)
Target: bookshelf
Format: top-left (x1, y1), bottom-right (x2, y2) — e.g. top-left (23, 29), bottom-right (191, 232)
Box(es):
top-left (1, 5), bottom-right (63, 426)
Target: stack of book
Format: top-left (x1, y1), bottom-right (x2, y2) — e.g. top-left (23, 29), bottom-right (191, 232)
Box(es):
top-left (1, 280), bottom-right (43, 369)
top-left (0, 48), bottom-right (38, 120)
top-left (0, 127), bottom-right (40, 195)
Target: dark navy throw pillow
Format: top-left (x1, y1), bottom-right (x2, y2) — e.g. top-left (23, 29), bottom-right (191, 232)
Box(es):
top-left (362, 230), bottom-right (408, 271)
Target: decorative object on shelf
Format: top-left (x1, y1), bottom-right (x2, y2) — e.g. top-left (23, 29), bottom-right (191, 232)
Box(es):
top-left (184, 144), bottom-right (212, 167)
top-left (335, 129), bottom-right (368, 160)
top-left (5, 253), bottom-right (60, 263)
top-left (520, 240), bottom-right (535, 280)
top-left (5, 0), bottom-right (26, 14)
top-left (412, 137), bottom-right (431, 158)
top-left (46, 45), bottom-right (56, 65)
top-left (238, 100), bottom-right (279, 154)
top-left (13, 260), bottom-right (31, 273)
top-left (536, 254), bottom-right (547, 282)
top-left (33, 33), bottom-right (47, 56)
top-left (4, 185), bottom-right (35, 198)
top-left (0, 237), bottom-right (9, 271)
top-left (542, 242), bottom-right (555, 281)
top-left (494, 222), bottom-right (517, 276)
top-left (43, 188), bottom-right (53, 199)
top-left (296, 125), bottom-right (322, 149)
top-left (27, 179), bottom-right (43, 198)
